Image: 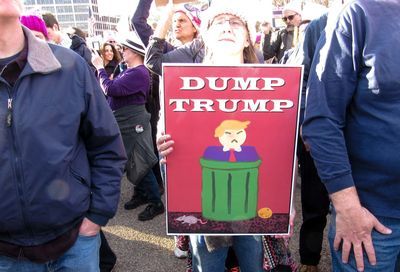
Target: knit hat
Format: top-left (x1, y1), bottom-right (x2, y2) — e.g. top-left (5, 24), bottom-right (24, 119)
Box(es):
top-left (282, 1), bottom-right (303, 16)
top-left (120, 34), bottom-right (146, 56)
top-left (301, 2), bottom-right (327, 21)
top-left (174, 3), bottom-right (205, 33)
top-left (201, 0), bottom-right (257, 44)
top-left (20, 15), bottom-right (49, 39)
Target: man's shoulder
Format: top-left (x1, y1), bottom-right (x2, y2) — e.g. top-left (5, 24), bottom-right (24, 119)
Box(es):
top-left (48, 43), bottom-right (80, 58)
top-left (47, 43), bottom-right (89, 69)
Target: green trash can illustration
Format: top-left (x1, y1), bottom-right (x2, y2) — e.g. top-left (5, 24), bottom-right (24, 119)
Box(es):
top-left (200, 159), bottom-right (262, 221)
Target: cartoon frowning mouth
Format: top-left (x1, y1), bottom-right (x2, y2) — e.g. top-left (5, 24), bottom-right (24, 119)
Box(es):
top-left (231, 139), bottom-right (238, 143)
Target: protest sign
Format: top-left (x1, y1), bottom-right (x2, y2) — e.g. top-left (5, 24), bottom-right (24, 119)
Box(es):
top-left (162, 64), bottom-right (303, 235)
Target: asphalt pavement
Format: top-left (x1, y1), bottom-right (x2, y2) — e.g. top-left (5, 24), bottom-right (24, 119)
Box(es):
top-left (103, 176), bottom-right (332, 272)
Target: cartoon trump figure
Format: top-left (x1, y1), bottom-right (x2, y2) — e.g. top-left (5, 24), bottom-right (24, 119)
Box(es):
top-left (203, 120), bottom-right (259, 162)
top-left (200, 120), bottom-right (262, 221)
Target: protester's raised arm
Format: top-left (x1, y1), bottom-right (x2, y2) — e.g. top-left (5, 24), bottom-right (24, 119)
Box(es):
top-left (131, 0), bottom-right (153, 46)
top-left (152, 0), bottom-right (174, 40)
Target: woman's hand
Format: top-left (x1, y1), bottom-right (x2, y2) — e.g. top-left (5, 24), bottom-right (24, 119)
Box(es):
top-left (274, 208), bottom-right (296, 239)
top-left (92, 54), bottom-right (104, 70)
top-left (157, 133), bottom-right (174, 164)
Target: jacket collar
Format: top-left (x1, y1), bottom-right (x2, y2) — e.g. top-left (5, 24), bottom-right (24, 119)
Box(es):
top-left (22, 26), bottom-right (62, 74)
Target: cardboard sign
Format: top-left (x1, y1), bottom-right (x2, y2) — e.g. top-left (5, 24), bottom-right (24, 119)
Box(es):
top-left (155, 0), bottom-right (194, 7)
top-left (162, 64), bottom-right (303, 235)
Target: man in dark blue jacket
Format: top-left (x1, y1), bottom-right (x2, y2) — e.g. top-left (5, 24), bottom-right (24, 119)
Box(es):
top-left (303, 0), bottom-right (400, 271)
top-left (288, 13), bottom-right (330, 272)
top-left (0, 1), bottom-right (126, 271)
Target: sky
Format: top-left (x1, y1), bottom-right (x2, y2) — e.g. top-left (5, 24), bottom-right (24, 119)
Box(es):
top-left (97, 0), bottom-right (145, 17)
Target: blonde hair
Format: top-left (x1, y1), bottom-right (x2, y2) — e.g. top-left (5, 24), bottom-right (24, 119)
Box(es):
top-left (214, 120), bottom-right (250, 137)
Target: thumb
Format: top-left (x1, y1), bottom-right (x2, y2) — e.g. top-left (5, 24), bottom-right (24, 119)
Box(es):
top-left (373, 217), bottom-right (392, 235)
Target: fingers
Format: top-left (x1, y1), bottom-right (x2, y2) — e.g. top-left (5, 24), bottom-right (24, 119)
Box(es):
top-left (352, 242), bottom-right (365, 271)
top-left (362, 237), bottom-right (376, 267)
top-left (333, 233), bottom-right (342, 251)
top-left (289, 209), bottom-right (296, 227)
top-left (336, 236), bottom-right (366, 271)
top-left (373, 216), bottom-right (392, 235)
top-left (336, 236), bottom-right (378, 271)
top-left (361, 213), bottom-right (391, 267)
top-left (157, 134), bottom-right (174, 158)
top-left (160, 146), bottom-right (174, 157)
top-left (156, 133), bottom-right (171, 147)
top-left (334, 208), bottom-right (391, 271)
top-left (341, 239), bottom-right (351, 263)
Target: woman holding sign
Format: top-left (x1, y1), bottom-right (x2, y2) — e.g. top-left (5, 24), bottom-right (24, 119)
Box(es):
top-left (157, 1), bottom-right (297, 271)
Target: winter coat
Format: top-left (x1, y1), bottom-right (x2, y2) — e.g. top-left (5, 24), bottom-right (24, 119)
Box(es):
top-left (0, 27), bottom-right (126, 246)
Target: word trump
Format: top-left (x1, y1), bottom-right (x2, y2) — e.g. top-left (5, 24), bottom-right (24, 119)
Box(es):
top-left (168, 76), bottom-right (294, 112)
top-left (170, 99), bottom-right (293, 112)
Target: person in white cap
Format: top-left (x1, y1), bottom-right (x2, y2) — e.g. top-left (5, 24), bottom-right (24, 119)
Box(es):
top-left (92, 35), bottom-right (165, 222)
top-left (151, 1), bottom-right (203, 46)
top-left (264, 1), bottom-right (302, 63)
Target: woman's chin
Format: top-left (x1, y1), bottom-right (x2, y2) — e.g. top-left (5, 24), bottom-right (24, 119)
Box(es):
top-left (213, 44), bottom-right (241, 55)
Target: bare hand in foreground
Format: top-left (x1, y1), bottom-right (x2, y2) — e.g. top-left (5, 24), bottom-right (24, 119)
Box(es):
top-left (157, 133), bottom-right (174, 164)
top-left (79, 217), bottom-right (101, 237)
top-left (332, 188), bottom-right (392, 271)
top-left (274, 208), bottom-right (296, 239)
top-left (91, 54), bottom-right (104, 70)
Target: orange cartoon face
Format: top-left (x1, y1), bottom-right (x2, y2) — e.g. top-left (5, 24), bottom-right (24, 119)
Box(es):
top-left (218, 128), bottom-right (247, 150)
top-left (214, 120), bottom-right (250, 150)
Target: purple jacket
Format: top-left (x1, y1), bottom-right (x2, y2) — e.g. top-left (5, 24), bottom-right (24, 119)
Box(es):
top-left (98, 64), bottom-right (150, 111)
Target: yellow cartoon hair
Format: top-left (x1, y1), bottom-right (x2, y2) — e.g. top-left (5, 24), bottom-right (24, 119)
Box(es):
top-left (214, 120), bottom-right (251, 137)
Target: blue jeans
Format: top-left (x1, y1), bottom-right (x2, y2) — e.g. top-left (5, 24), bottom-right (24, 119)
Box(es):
top-left (0, 233), bottom-right (101, 272)
top-left (135, 170), bottom-right (161, 204)
top-left (329, 211), bottom-right (400, 271)
top-left (189, 235), bottom-right (263, 272)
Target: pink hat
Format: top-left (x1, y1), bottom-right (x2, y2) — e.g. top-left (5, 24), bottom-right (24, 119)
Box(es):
top-left (20, 15), bottom-right (49, 40)
top-left (175, 3), bottom-right (207, 32)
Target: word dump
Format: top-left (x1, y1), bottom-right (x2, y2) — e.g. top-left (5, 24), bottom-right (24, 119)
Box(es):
top-left (168, 76), bottom-right (294, 113)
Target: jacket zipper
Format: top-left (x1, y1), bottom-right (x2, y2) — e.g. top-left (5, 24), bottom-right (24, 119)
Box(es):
top-left (6, 97), bottom-right (12, 127)
top-left (6, 82), bottom-right (34, 239)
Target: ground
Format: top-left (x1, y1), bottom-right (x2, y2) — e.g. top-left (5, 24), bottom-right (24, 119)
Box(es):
top-left (103, 176), bottom-right (332, 271)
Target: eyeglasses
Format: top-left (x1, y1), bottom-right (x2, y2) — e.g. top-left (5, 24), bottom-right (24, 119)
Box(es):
top-left (282, 13), bottom-right (298, 22)
top-left (211, 17), bottom-right (245, 29)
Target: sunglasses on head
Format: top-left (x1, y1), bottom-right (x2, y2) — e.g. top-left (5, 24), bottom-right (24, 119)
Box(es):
top-left (282, 13), bottom-right (298, 22)
top-left (184, 3), bottom-right (208, 12)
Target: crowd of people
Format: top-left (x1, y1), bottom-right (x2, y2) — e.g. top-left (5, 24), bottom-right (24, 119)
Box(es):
top-left (0, 0), bottom-right (399, 271)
